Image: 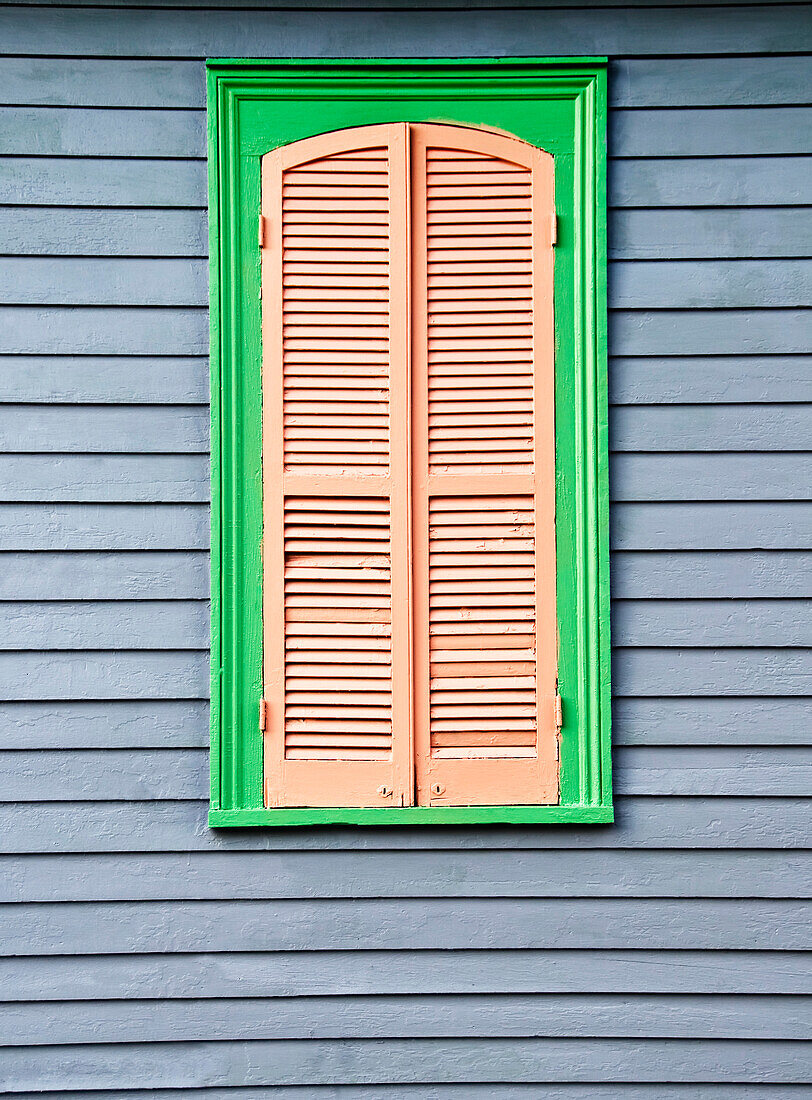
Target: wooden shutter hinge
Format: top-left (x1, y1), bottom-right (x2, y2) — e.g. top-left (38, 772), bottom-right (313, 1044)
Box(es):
top-left (551, 213), bottom-right (558, 247)
top-left (259, 698), bottom-right (267, 732)
top-left (258, 214), bottom-right (268, 249)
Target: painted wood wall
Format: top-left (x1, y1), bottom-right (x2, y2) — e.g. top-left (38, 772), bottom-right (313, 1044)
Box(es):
top-left (0, 1), bottom-right (810, 1093)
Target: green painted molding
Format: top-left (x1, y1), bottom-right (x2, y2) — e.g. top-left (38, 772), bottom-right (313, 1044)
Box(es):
top-left (207, 57), bottom-right (611, 827)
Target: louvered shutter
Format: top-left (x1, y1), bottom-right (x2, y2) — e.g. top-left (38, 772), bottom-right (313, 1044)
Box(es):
top-left (410, 124), bottom-right (558, 806)
top-left (261, 125), bottom-right (413, 807)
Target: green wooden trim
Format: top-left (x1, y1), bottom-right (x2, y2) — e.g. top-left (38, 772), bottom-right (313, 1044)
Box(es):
top-left (208, 57), bottom-right (611, 827)
top-left (210, 804), bottom-right (613, 828)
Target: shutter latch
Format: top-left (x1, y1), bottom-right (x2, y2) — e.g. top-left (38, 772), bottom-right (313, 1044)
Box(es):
top-left (259, 698), bottom-right (267, 732)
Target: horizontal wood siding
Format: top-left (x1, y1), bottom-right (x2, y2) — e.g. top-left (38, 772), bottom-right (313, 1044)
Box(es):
top-left (0, 4), bottom-right (809, 1094)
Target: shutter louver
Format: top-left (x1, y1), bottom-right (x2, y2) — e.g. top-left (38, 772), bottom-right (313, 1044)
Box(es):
top-left (262, 125), bottom-right (413, 808)
top-left (411, 124), bottom-right (558, 806)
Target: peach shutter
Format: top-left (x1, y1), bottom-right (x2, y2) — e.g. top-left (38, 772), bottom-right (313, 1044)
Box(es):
top-left (262, 125), bottom-right (413, 807)
top-left (410, 124), bottom-right (558, 806)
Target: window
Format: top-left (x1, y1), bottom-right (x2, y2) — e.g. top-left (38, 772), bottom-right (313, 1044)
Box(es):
top-left (208, 59), bottom-right (611, 825)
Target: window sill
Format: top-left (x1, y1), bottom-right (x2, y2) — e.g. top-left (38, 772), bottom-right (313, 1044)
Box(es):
top-left (209, 804), bottom-right (614, 828)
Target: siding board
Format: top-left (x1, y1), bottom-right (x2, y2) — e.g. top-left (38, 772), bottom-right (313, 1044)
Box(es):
top-left (4, 898), bottom-right (809, 956)
top-left (1, 951), bottom-right (808, 999)
top-left (0, 503), bottom-right (209, 550)
top-left (0, 5), bottom-right (809, 57)
top-left (0, 797), bottom-right (808, 852)
top-left (1, 746), bottom-right (808, 801)
top-left (0, 1038), bottom-right (807, 1090)
top-left (2, 851), bottom-right (808, 902)
top-left (0, 355), bottom-right (208, 404)
top-left (3, 994), bottom-right (808, 1044)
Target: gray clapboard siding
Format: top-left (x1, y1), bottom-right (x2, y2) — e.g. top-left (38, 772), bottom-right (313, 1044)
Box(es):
top-left (2, 950), bottom-right (808, 1001)
top-left (0, 503), bottom-right (209, 550)
top-left (9, 305), bottom-right (810, 357)
top-left (0, 700), bottom-right (208, 749)
top-left (613, 647), bottom-right (812, 695)
top-left (613, 697), bottom-right (812, 746)
top-left (0, 5), bottom-right (809, 57)
top-left (0, 552), bottom-right (209, 599)
top-left (4, 746), bottom-right (804, 802)
top-left (8, 105), bottom-right (812, 159)
top-left (5, 897), bottom-right (808, 956)
top-left (0, 156), bottom-right (206, 207)
top-left (610, 209), bottom-right (812, 259)
top-left (12, 549), bottom-right (798, 602)
top-left (0, 107), bottom-right (205, 157)
top-left (0, 208), bottom-right (206, 256)
top-left (5, 52), bottom-right (812, 110)
top-left (3, 850), bottom-right (807, 903)
top-left (0, 651), bottom-right (208, 700)
top-left (1, 57), bottom-right (203, 108)
top-left (1, 695), bottom-right (808, 752)
top-left (612, 599), bottom-right (812, 647)
top-left (6, 207), bottom-right (810, 260)
top-left (0, 1038), bottom-right (807, 1090)
top-left (4, 155), bottom-right (810, 211)
top-left (3, 500), bottom-right (809, 553)
top-left (612, 551), bottom-right (810, 598)
top-left (610, 454), bottom-right (812, 502)
top-left (0, 306), bottom-right (208, 355)
top-left (0, 355), bottom-right (208, 404)
top-left (609, 309), bottom-right (810, 356)
top-left (0, 455), bottom-right (209, 502)
top-left (4, 597), bottom-right (809, 652)
top-left (610, 404), bottom-right (812, 451)
top-left (610, 356), bottom-right (812, 404)
top-left (11, 404), bottom-right (812, 457)
top-left (6, 257), bottom-right (810, 310)
top-left (0, 600), bottom-right (208, 650)
top-left (610, 156), bottom-right (812, 207)
top-left (609, 260), bottom-right (812, 310)
top-left (0, 258), bottom-right (207, 306)
top-left (610, 55), bottom-right (812, 107)
top-left (1, 798), bottom-right (808, 853)
top-left (3, 994), bottom-right (809, 1046)
top-left (0, 404), bottom-right (208, 451)
top-left (611, 502), bottom-right (812, 550)
top-left (612, 106), bottom-right (812, 155)
top-left (16, 452), bottom-right (812, 504)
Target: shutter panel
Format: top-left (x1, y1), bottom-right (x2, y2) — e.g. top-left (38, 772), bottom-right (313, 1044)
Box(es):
top-left (410, 124), bottom-right (559, 806)
top-left (262, 125), bottom-right (413, 807)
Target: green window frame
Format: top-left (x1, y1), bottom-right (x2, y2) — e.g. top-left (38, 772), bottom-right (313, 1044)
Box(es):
top-left (208, 57), bottom-right (611, 827)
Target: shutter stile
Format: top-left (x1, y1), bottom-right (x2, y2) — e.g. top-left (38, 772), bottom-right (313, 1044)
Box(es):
top-left (262, 125), bottom-right (413, 808)
top-left (411, 124), bottom-right (558, 807)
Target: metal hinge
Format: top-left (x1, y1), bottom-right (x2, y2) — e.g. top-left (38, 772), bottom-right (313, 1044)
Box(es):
top-left (258, 214), bottom-right (268, 249)
top-left (259, 698), bottom-right (267, 732)
top-left (551, 213), bottom-right (558, 247)
top-left (555, 693), bottom-right (563, 730)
